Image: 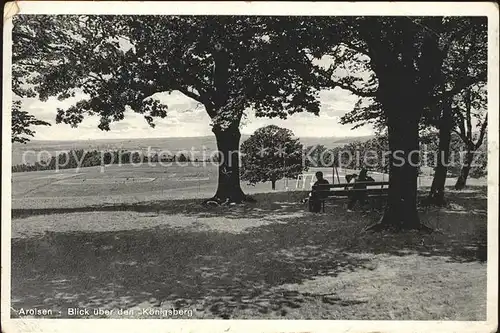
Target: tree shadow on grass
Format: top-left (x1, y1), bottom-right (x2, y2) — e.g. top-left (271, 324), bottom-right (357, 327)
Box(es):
top-left (11, 191), bottom-right (310, 220)
top-left (11, 222), bottom-right (371, 319)
top-left (11, 188), bottom-right (487, 318)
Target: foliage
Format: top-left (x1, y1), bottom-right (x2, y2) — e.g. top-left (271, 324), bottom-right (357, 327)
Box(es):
top-left (240, 125), bottom-right (305, 186)
top-left (336, 17), bottom-right (488, 160)
top-left (469, 142), bottom-right (487, 178)
top-left (11, 15), bottom-right (54, 143)
top-left (423, 18), bottom-right (487, 125)
top-left (420, 131), bottom-right (486, 178)
top-left (12, 15), bottom-right (346, 200)
top-left (11, 100), bottom-right (51, 144)
top-left (334, 136), bottom-right (388, 173)
top-left (336, 17), bottom-right (487, 131)
top-left (304, 144), bottom-right (332, 167)
top-left (304, 133), bottom-right (389, 172)
top-left (452, 83), bottom-right (488, 153)
top-left (303, 130), bottom-right (487, 179)
top-left (12, 15), bottom-right (334, 132)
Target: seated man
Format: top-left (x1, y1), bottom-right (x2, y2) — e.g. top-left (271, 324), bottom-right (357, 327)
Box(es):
top-left (309, 171), bottom-right (330, 213)
top-left (347, 168), bottom-right (374, 212)
top-left (345, 173), bottom-right (358, 190)
top-left (345, 173), bottom-right (358, 183)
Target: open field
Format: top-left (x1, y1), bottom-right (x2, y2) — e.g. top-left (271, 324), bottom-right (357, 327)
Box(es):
top-left (11, 162), bottom-right (486, 211)
top-left (9, 158), bottom-right (488, 320)
top-left (10, 186), bottom-right (487, 320)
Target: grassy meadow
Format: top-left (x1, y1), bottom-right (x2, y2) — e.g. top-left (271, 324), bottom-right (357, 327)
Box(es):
top-left (11, 187), bottom-right (487, 320)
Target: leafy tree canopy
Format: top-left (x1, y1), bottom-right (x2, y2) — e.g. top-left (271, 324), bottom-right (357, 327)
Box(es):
top-left (12, 15), bottom-right (339, 132)
top-left (240, 125), bottom-right (305, 186)
top-left (337, 17), bottom-right (487, 132)
top-left (11, 100), bottom-right (51, 143)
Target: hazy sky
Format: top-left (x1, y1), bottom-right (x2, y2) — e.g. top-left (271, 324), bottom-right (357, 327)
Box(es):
top-left (20, 87), bottom-right (375, 140)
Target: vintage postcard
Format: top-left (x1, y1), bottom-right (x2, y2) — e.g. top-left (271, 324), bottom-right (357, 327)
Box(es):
top-left (1, 1), bottom-right (498, 332)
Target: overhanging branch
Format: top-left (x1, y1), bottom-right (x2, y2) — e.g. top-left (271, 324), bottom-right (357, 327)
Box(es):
top-left (334, 81), bottom-right (377, 98)
top-left (176, 86), bottom-right (202, 104)
top-left (176, 85), bottom-right (216, 118)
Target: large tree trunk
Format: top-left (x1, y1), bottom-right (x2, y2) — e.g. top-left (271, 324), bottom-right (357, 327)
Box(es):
top-left (363, 28), bottom-right (442, 232)
top-left (209, 125), bottom-right (247, 204)
top-left (204, 45), bottom-right (250, 204)
top-left (367, 104), bottom-right (430, 232)
top-left (455, 150), bottom-right (474, 190)
top-left (380, 117), bottom-right (420, 230)
top-left (271, 179), bottom-right (276, 190)
top-left (427, 103), bottom-right (453, 206)
top-left (428, 163), bottom-right (448, 206)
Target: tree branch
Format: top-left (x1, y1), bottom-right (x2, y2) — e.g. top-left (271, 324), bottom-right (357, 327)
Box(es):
top-left (465, 88), bottom-right (473, 141)
top-left (175, 85), bottom-right (216, 118)
top-left (453, 108), bottom-right (470, 145)
top-left (171, 53), bottom-right (216, 113)
top-left (182, 76), bottom-right (214, 108)
top-left (88, 73), bottom-right (107, 84)
top-left (443, 74), bottom-right (485, 100)
top-left (475, 114), bottom-right (488, 150)
top-left (176, 86), bottom-right (202, 104)
top-left (452, 129), bottom-right (469, 146)
top-left (339, 41), bottom-right (369, 58)
top-left (334, 81), bottom-right (377, 98)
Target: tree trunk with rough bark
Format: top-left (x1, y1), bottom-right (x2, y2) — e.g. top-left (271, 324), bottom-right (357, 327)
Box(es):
top-left (363, 25), bottom-right (442, 232)
top-left (428, 163), bottom-right (448, 206)
top-left (209, 125), bottom-right (247, 204)
top-left (427, 103), bottom-right (453, 206)
top-left (203, 45), bottom-right (254, 205)
top-left (455, 150), bottom-right (475, 190)
top-left (367, 102), bottom-right (431, 232)
top-left (378, 116), bottom-right (421, 230)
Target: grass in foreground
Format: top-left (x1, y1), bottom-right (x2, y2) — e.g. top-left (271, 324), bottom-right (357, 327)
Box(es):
top-left (11, 187), bottom-right (487, 320)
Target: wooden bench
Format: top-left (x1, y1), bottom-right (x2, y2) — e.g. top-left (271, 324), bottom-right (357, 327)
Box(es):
top-left (309, 181), bottom-right (389, 212)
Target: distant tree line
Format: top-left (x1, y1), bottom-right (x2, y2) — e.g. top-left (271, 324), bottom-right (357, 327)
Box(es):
top-left (11, 149), bottom-right (220, 172)
top-left (305, 131), bottom-right (487, 184)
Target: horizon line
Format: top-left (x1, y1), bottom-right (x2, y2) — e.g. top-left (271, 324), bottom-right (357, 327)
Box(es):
top-left (26, 134), bottom-right (376, 142)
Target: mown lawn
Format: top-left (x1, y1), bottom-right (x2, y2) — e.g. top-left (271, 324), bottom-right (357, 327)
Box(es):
top-left (10, 186), bottom-right (487, 320)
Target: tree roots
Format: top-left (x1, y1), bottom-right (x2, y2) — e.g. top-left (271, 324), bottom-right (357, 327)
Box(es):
top-left (202, 194), bottom-right (256, 207)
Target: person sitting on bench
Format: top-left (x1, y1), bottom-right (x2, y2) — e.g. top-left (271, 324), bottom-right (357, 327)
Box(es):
top-left (347, 168), bottom-right (374, 212)
top-left (345, 174), bottom-right (358, 183)
top-left (345, 173), bottom-right (357, 190)
top-left (309, 171), bottom-right (330, 213)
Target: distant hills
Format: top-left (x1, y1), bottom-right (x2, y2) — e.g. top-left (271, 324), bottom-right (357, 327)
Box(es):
top-left (299, 135), bottom-right (375, 148)
top-left (24, 134), bottom-right (375, 149)
top-left (12, 135), bottom-right (375, 165)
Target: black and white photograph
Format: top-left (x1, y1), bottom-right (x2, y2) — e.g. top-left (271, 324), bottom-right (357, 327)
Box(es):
top-left (1, 2), bottom-right (498, 332)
